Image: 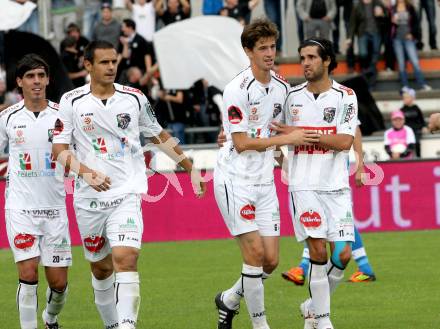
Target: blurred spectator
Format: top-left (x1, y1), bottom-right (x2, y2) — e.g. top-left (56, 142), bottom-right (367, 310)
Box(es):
top-left (156, 0), bottom-right (191, 27)
top-left (332, 0), bottom-right (353, 54)
top-left (418, 0), bottom-right (437, 50)
top-left (203, 0), bottom-right (223, 15)
top-left (126, 66), bottom-right (156, 95)
top-left (126, 0), bottom-right (156, 42)
top-left (188, 79), bottom-right (222, 142)
top-left (428, 112), bottom-right (440, 132)
top-left (76, 0), bottom-right (105, 39)
top-left (381, 0), bottom-right (396, 72)
top-left (238, 0), bottom-right (259, 24)
top-left (296, 0), bottom-right (336, 40)
top-left (118, 18), bottom-right (156, 80)
top-left (16, 0), bottom-right (39, 34)
top-left (60, 23), bottom-right (89, 56)
top-left (347, 0), bottom-right (387, 88)
top-left (391, 0), bottom-right (431, 90)
top-left (156, 88), bottom-right (188, 144)
top-left (0, 32), bottom-right (4, 68)
top-left (264, 0), bottom-right (283, 49)
top-left (293, 0), bottom-right (305, 42)
top-left (399, 87), bottom-right (427, 157)
top-left (384, 110), bottom-right (416, 159)
top-left (92, 3), bottom-right (122, 47)
top-left (61, 36), bottom-right (88, 87)
top-left (112, 0), bottom-right (131, 21)
top-left (220, 0), bottom-right (248, 24)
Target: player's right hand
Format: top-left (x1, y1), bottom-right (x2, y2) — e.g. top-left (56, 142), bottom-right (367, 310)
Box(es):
top-left (285, 129), bottom-right (321, 146)
top-left (82, 170), bottom-right (112, 192)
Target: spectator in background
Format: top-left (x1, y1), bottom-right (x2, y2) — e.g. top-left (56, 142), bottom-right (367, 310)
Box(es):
top-left (112, 0), bottom-right (131, 21)
top-left (220, 0), bottom-right (248, 24)
top-left (347, 0), bottom-right (387, 88)
top-left (61, 36), bottom-right (88, 87)
top-left (60, 23), bottom-right (89, 56)
top-left (333, 0), bottom-right (353, 54)
top-left (264, 0), bottom-right (283, 49)
top-left (16, 0), bottom-right (39, 34)
top-left (428, 112), bottom-right (440, 132)
top-left (381, 0), bottom-right (396, 73)
top-left (418, 0), bottom-right (437, 50)
top-left (118, 18), bottom-right (156, 81)
top-left (391, 0), bottom-right (432, 91)
top-left (156, 0), bottom-right (191, 27)
top-left (92, 3), bottom-right (122, 48)
top-left (126, 0), bottom-right (156, 42)
top-left (203, 0), bottom-right (223, 15)
top-left (294, 0), bottom-right (304, 42)
top-left (126, 66), bottom-right (156, 95)
top-left (239, 0), bottom-right (259, 24)
top-left (77, 0), bottom-right (104, 39)
top-left (384, 110), bottom-right (416, 159)
top-left (399, 87), bottom-right (427, 157)
top-left (296, 0), bottom-right (336, 40)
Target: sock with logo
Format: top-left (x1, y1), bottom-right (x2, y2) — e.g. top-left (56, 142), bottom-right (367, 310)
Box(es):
top-left (309, 260), bottom-right (330, 324)
top-left (17, 280), bottom-right (38, 329)
top-left (92, 273), bottom-right (119, 329)
top-left (42, 285), bottom-right (68, 324)
top-left (352, 227), bottom-right (375, 275)
top-left (222, 277), bottom-right (243, 310)
top-left (242, 264), bottom-right (269, 329)
top-left (115, 272), bottom-right (140, 329)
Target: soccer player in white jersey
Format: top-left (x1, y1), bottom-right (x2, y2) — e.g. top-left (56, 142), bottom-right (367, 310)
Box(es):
top-left (273, 38), bottom-right (358, 329)
top-left (52, 40), bottom-right (205, 329)
top-left (213, 19), bottom-right (320, 329)
top-left (0, 54), bottom-right (71, 329)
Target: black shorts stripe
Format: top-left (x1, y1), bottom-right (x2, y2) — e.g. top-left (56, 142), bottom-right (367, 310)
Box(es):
top-left (290, 192), bottom-right (296, 217)
top-left (224, 183), bottom-right (230, 214)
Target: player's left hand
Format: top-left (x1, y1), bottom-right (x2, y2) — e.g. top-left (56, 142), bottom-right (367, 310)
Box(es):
top-left (191, 169), bottom-right (206, 198)
top-left (355, 165), bottom-right (365, 187)
top-left (217, 129), bottom-right (226, 148)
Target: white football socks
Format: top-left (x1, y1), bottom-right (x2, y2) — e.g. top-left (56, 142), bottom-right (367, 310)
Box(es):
top-left (115, 271), bottom-right (140, 329)
top-left (42, 285), bottom-right (68, 324)
top-left (17, 280), bottom-right (38, 329)
top-left (309, 261), bottom-right (330, 324)
top-left (326, 260), bottom-right (344, 294)
top-left (222, 277), bottom-right (243, 310)
top-left (92, 273), bottom-right (119, 329)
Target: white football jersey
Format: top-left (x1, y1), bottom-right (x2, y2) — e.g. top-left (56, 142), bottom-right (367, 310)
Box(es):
top-left (53, 83), bottom-right (163, 198)
top-left (216, 67), bottom-right (290, 184)
top-left (0, 100), bottom-right (66, 210)
top-left (284, 80), bottom-right (358, 191)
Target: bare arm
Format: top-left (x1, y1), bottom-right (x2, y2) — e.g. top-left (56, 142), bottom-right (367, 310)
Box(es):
top-left (180, 0), bottom-right (191, 15)
top-left (155, 0), bottom-right (165, 16)
top-left (125, 0), bottom-right (133, 11)
top-left (316, 133), bottom-right (354, 151)
top-left (353, 126), bottom-right (364, 187)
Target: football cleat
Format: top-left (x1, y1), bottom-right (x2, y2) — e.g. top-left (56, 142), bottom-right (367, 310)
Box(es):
top-left (215, 292), bottom-right (239, 329)
top-left (300, 299), bottom-right (317, 329)
top-left (281, 266), bottom-right (305, 286)
top-left (348, 271), bottom-right (376, 283)
top-left (44, 322), bottom-right (60, 329)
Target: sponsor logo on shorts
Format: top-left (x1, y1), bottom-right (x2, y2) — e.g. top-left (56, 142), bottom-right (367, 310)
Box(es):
top-left (84, 235), bottom-right (105, 253)
top-left (90, 201), bottom-right (98, 209)
top-left (116, 113), bottom-right (131, 129)
top-left (240, 204), bottom-right (256, 220)
top-left (119, 217), bottom-right (138, 232)
top-left (22, 209), bottom-right (60, 219)
top-left (89, 198), bottom-right (124, 209)
top-left (228, 106), bottom-right (243, 124)
top-left (14, 233), bottom-right (35, 250)
top-left (300, 210), bottom-right (322, 228)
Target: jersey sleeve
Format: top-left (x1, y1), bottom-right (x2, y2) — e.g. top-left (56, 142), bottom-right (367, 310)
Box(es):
top-left (0, 116), bottom-right (8, 153)
top-left (336, 92), bottom-right (358, 137)
top-left (52, 94), bottom-right (74, 144)
top-left (223, 85), bottom-right (248, 134)
top-left (139, 94), bottom-right (163, 138)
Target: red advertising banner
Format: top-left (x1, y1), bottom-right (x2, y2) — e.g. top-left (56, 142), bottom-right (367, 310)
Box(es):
top-left (0, 160), bottom-right (439, 248)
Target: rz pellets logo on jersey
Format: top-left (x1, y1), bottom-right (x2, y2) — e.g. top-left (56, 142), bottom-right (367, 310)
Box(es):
top-left (92, 138), bottom-right (108, 154)
top-left (18, 153), bottom-right (32, 170)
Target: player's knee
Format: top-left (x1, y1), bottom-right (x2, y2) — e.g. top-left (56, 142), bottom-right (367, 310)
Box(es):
top-left (48, 278), bottom-right (68, 292)
top-left (91, 260), bottom-right (114, 280)
top-left (18, 265), bottom-right (38, 282)
top-left (113, 249), bottom-right (139, 272)
top-left (331, 241), bottom-right (352, 269)
top-left (339, 248), bottom-right (351, 266)
top-left (308, 247), bottom-right (327, 263)
top-left (263, 256), bottom-right (279, 273)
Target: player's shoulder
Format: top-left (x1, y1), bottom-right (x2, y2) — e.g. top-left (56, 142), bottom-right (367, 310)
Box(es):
top-left (47, 101), bottom-right (60, 112)
top-left (226, 67), bottom-right (254, 94)
top-left (287, 82), bottom-right (307, 97)
top-left (331, 81), bottom-right (356, 98)
top-left (270, 71), bottom-right (290, 94)
top-left (0, 100), bottom-right (25, 119)
top-left (115, 83), bottom-right (146, 98)
top-left (62, 84), bottom-right (91, 105)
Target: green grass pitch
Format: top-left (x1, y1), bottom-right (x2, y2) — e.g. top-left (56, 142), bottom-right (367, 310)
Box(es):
top-left (1, 230), bottom-right (439, 328)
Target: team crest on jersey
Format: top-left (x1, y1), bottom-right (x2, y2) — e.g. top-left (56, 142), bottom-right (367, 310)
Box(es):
top-left (117, 113), bottom-right (131, 129)
top-left (323, 107), bottom-right (336, 123)
top-left (228, 106), bottom-right (243, 124)
top-left (249, 108), bottom-right (259, 121)
top-left (272, 103), bottom-right (282, 119)
top-left (53, 119), bottom-right (64, 136)
top-left (47, 129), bottom-right (54, 142)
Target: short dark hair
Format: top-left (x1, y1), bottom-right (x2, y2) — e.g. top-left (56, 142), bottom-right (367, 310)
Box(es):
top-left (241, 18), bottom-right (279, 50)
top-left (16, 53), bottom-right (49, 79)
top-left (84, 40), bottom-right (115, 63)
top-left (122, 18), bottom-right (136, 30)
top-left (66, 22), bottom-right (80, 34)
top-left (298, 38), bottom-right (337, 73)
